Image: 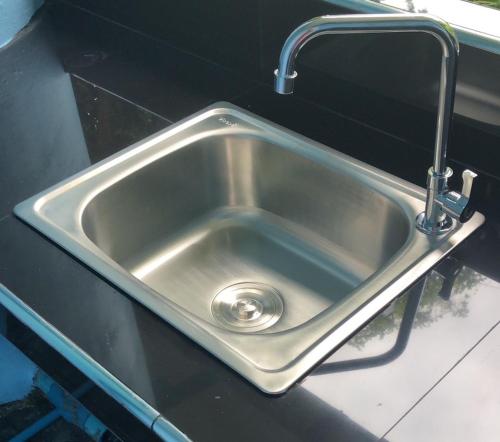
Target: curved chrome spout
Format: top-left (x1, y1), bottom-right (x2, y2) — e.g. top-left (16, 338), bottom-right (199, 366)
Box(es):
top-left (274, 14), bottom-right (477, 235)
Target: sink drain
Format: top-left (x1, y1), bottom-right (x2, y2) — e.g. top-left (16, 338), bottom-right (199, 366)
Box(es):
top-left (211, 283), bottom-right (284, 332)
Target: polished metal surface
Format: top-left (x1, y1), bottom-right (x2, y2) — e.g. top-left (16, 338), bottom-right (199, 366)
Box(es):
top-left (212, 283), bottom-right (284, 332)
top-left (274, 13), bottom-right (479, 235)
top-left (14, 103), bottom-right (484, 393)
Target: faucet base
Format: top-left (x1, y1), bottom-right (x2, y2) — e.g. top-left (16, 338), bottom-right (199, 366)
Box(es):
top-left (416, 211), bottom-right (454, 235)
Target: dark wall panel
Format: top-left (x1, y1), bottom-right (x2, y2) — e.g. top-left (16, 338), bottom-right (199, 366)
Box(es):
top-left (56, 0), bottom-right (500, 182)
top-left (59, 0), bottom-right (261, 73)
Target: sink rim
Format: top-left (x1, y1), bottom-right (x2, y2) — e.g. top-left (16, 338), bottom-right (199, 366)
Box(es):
top-left (14, 102), bottom-right (485, 394)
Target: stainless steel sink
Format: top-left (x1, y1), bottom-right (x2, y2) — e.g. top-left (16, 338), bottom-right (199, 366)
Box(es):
top-left (15, 102), bottom-right (484, 393)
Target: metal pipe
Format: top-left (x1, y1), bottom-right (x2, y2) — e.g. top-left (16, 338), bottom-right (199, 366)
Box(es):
top-left (10, 409), bottom-right (61, 442)
top-left (274, 14), bottom-right (458, 175)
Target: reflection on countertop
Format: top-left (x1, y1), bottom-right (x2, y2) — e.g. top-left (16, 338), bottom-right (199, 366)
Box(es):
top-left (305, 262), bottom-right (499, 437)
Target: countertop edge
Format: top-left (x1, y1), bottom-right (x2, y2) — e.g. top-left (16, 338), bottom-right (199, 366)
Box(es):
top-left (0, 283), bottom-right (190, 442)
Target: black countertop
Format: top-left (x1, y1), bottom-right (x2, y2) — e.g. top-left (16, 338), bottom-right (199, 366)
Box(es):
top-left (1, 7), bottom-right (500, 441)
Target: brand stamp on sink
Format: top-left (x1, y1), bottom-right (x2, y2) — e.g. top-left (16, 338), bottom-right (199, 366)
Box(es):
top-left (218, 117), bottom-right (238, 127)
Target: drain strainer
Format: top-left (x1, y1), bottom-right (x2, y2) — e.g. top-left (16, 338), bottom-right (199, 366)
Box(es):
top-left (211, 282), bottom-right (284, 332)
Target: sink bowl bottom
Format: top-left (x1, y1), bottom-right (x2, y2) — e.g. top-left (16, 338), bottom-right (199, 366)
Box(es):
top-left (125, 207), bottom-right (359, 334)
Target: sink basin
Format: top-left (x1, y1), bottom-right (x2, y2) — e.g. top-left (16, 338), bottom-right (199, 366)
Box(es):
top-left (15, 102), bottom-right (484, 393)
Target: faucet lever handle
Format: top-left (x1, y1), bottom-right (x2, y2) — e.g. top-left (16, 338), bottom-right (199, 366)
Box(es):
top-left (461, 170), bottom-right (477, 198)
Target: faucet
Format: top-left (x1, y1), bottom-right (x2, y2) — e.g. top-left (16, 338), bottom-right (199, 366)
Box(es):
top-left (274, 14), bottom-right (477, 235)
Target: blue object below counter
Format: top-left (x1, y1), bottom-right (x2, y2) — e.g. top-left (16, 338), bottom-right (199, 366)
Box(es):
top-left (0, 284), bottom-right (190, 442)
top-left (0, 0), bottom-right (44, 48)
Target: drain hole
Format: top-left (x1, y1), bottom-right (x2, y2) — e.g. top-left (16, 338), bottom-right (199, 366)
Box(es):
top-left (212, 283), bottom-right (283, 332)
top-left (231, 298), bottom-right (264, 321)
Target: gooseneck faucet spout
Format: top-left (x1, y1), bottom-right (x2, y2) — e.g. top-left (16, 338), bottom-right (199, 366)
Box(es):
top-left (274, 14), bottom-right (477, 235)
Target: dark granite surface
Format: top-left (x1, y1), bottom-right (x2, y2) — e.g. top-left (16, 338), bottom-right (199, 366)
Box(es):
top-left (385, 321), bottom-right (500, 441)
top-left (1, 6), bottom-right (500, 442)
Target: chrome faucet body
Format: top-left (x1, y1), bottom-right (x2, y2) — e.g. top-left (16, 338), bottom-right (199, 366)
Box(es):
top-left (274, 14), bottom-right (477, 235)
